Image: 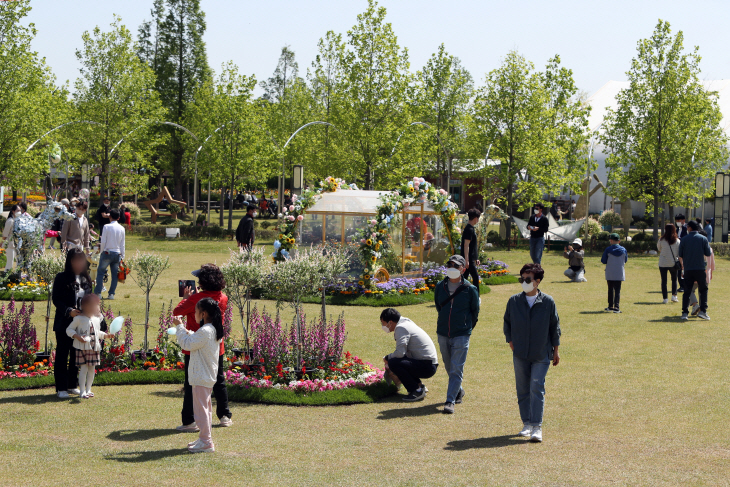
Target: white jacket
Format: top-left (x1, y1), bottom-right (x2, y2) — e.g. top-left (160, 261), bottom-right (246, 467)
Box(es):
top-left (176, 323), bottom-right (220, 388)
top-left (66, 315), bottom-right (107, 351)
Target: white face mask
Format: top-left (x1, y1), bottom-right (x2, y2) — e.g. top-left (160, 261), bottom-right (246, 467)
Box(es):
top-left (521, 280), bottom-right (535, 293)
top-left (382, 325), bottom-right (391, 333)
top-left (14, 211), bottom-right (21, 218)
top-left (253, 212), bottom-right (258, 218)
top-left (446, 268), bottom-right (461, 279)
top-left (534, 209), bottom-right (540, 215)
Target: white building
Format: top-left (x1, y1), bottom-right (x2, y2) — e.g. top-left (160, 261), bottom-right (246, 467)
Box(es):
top-left (585, 80), bottom-right (730, 217)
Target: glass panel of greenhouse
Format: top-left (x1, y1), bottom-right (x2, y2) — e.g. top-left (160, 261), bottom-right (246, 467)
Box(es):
top-left (299, 190), bottom-right (458, 276)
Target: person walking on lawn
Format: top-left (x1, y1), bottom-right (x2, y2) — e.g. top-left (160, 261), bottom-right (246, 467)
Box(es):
top-left (94, 209), bottom-right (125, 300)
top-left (503, 263), bottom-right (561, 443)
top-left (679, 220), bottom-right (712, 321)
top-left (601, 233), bottom-right (627, 313)
top-left (527, 203), bottom-right (550, 264)
top-left (434, 255), bottom-right (480, 414)
top-left (174, 264), bottom-right (233, 431)
top-left (380, 308), bottom-right (439, 402)
top-left (235, 205), bottom-right (256, 249)
top-left (460, 208), bottom-right (482, 289)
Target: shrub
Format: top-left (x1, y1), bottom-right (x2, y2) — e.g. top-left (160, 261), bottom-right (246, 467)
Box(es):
top-left (577, 218), bottom-right (601, 238)
top-left (159, 218), bottom-right (187, 227)
top-left (165, 203), bottom-right (181, 215)
top-left (595, 231), bottom-right (610, 241)
top-left (25, 204), bottom-right (40, 217)
top-left (635, 221), bottom-right (649, 233)
top-left (486, 230), bottom-right (501, 244)
top-left (632, 231), bottom-right (648, 241)
top-left (124, 202), bottom-right (142, 224)
top-left (710, 243), bottom-right (730, 257)
top-left (598, 210), bottom-right (623, 228)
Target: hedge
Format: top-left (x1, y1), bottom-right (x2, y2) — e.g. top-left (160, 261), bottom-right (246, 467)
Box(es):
top-left (299, 284), bottom-right (492, 307)
top-left (226, 380), bottom-right (397, 406)
top-left (0, 370), bottom-right (185, 391)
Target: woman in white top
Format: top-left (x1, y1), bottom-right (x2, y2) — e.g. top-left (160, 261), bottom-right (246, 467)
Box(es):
top-left (657, 223), bottom-right (681, 304)
top-left (2, 204), bottom-right (20, 271)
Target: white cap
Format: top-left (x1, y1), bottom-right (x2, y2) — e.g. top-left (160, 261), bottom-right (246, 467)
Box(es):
top-left (572, 238), bottom-right (582, 246)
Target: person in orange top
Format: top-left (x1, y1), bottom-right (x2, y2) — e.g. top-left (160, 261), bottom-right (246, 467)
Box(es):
top-left (173, 264), bottom-right (233, 431)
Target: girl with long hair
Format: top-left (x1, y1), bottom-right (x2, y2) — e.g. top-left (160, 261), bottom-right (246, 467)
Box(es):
top-left (173, 297), bottom-right (223, 453)
top-left (657, 223), bottom-right (680, 303)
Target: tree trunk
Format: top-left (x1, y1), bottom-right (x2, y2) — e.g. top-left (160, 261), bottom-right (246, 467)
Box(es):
top-left (219, 186), bottom-right (224, 227)
top-left (228, 170), bottom-right (235, 231)
top-left (652, 193), bottom-right (660, 242)
top-left (182, 177), bottom-right (189, 215)
top-left (506, 183), bottom-right (513, 251)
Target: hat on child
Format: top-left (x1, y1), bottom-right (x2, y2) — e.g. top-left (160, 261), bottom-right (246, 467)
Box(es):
top-left (572, 238), bottom-right (582, 246)
top-left (609, 233), bottom-right (621, 240)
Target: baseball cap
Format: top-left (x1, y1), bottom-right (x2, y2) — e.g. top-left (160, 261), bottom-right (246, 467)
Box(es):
top-left (447, 255), bottom-right (466, 267)
top-left (609, 233), bottom-right (621, 240)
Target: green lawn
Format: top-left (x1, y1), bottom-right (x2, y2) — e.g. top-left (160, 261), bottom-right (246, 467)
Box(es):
top-left (1, 238), bottom-right (728, 486)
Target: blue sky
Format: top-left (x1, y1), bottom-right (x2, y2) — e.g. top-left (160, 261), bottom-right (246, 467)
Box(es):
top-left (27, 0), bottom-right (730, 97)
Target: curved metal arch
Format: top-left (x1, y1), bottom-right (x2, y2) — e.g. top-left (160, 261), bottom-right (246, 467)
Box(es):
top-left (26, 120), bottom-right (104, 152)
top-left (109, 120), bottom-right (199, 157)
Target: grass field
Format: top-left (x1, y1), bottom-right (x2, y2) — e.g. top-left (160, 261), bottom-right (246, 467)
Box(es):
top-left (1, 236), bottom-right (729, 486)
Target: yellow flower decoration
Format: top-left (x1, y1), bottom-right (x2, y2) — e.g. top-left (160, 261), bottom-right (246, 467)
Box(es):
top-left (366, 239), bottom-right (372, 246)
top-left (377, 240), bottom-right (382, 245)
top-left (375, 244), bottom-right (380, 251)
top-left (370, 256), bottom-right (376, 262)
top-left (364, 274), bottom-right (370, 280)
top-left (358, 280), bottom-right (364, 286)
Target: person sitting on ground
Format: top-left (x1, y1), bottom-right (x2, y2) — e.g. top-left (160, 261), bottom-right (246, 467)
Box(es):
top-left (563, 238), bottom-right (586, 282)
top-left (381, 308), bottom-right (438, 402)
top-left (503, 263), bottom-right (561, 443)
top-left (601, 233), bottom-right (627, 313)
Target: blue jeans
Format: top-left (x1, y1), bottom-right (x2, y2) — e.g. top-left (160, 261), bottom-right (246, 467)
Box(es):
top-left (529, 237), bottom-right (544, 264)
top-left (95, 251), bottom-right (120, 295)
top-left (437, 334), bottom-right (470, 404)
top-left (513, 353), bottom-right (550, 426)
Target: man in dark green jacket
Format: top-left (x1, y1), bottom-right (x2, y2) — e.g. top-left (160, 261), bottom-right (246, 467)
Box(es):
top-left (434, 255), bottom-right (480, 414)
top-left (503, 263), bottom-right (561, 443)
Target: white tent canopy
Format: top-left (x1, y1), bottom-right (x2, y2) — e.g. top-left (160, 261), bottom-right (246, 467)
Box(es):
top-left (512, 214), bottom-right (585, 242)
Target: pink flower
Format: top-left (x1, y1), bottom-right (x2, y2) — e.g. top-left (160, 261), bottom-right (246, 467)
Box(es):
top-left (419, 177), bottom-right (426, 183)
top-left (289, 205), bottom-right (295, 212)
top-left (287, 215), bottom-right (295, 221)
top-left (370, 220), bottom-right (377, 225)
top-left (292, 194), bottom-right (298, 202)
top-left (361, 239), bottom-right (366, 244)
top-left (297, 215), bottom-right (304, 221)
top-left (439, 189), bottom-right (447, 195)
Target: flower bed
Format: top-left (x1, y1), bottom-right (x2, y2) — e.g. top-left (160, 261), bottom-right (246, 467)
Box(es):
top-left (0, 276), bottom-right (48, 301)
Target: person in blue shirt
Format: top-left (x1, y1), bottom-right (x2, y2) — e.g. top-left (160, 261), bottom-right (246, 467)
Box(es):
top-left (704, 218), bottom-right (714, 243)
top-left (601, 233), bottom-right (628, 313)
top-left (678, 220), bottom-right (712, 320)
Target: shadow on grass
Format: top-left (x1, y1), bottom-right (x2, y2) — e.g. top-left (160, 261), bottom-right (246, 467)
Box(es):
top-left (634, 302), bottom-right (666, 305)
top-left (149, 389), bottom-right (183, 398)
top-left (648, 316), bottom-right (687, 322)
top-left (444, 435), bottom-right (524, 450)
top-left (107, 429), bottom-right (181, 442)
top-left (0, 393), bottom-right (79, 405)
top-left (578, 311), bottom-right (608, 315)
top-left (377, 402), bottom-right (442, 420)
top-left (104, 448), bottom-right (188, 462)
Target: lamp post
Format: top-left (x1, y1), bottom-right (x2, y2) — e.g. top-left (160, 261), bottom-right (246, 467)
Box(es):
top-left (292, 165), bottom-right (304, 196)
top-left (278, 121), bottom-right (335, 210)
top-left (715, 172), bottom-right (729, 243)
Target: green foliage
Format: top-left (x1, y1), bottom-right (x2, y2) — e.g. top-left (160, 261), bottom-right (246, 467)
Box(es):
top-left (577, 218), bottom-right (601, 238)
top-left (631, 232), bottom-right (649, 242)
top-left (220, 247), bottom-right (271, 342)
top-left (0, 369), bottom-right (185, 391)
top-left (595, 231), bottom-right (610, 241)
top-left (598, 210), bottom-right (623, 228)
top-left (600, 20), bottom-right (728, 240)
top-left (227, 380), bottom-right (397, 406)
top-left (123, 202), bottom-right (142, 224)
top-left (635, 221), bottom-right (649, 233)
top-left (165, 203), bottom-right (181, 215)
top-left (127, 250), bottom-right (171, 348)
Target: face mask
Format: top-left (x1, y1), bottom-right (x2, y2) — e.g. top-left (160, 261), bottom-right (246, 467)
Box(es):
top-left (253, 212), bottom-right (258, 218)
top-left (14, 211), bottom-right (21, 218)
top-left (382, 325), bottom-right (390, 333)
top-left (534, 209), bottom-right (539, 215)
top-left (446, 268), bottom-right (461, 279)
top-left (521, 281), bottom-right (535, 293)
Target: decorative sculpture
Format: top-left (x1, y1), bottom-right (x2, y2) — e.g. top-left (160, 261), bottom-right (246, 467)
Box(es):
top-left (574, 174), bottom-right (606, 221)
top-left (142, 186), bottom-right (186, 223)
top-left (12, 200), bottom-right (76, 271)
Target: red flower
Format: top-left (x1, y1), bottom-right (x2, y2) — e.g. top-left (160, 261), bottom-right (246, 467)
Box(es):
top-left (259, 358), bottom-right (265, 363)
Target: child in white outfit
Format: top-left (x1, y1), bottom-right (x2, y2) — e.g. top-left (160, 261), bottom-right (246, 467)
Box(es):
top-left (174, 297), bottom-right (223, 453)
top-left (66, 293), bottom-right (107, 398)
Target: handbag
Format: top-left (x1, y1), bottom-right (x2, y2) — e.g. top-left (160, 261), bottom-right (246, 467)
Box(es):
top-left (668, 243), bottom-right (682, 271)
top-left (117, 259), bottom-right (131, 283)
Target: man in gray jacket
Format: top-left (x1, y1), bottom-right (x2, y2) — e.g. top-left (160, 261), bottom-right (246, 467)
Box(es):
top-left (381, 308), bottom-right (439, 402)
top-left (504, 263), bottom-right (561, 443)
top-left (600, 233), bottom-right (627, 313)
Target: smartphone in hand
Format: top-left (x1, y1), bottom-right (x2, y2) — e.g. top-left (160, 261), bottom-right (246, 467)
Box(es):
top-left (178, 280), bottom-right (197, 298)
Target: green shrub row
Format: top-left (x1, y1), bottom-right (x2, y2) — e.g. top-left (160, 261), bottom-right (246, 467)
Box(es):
top-left (131, 224), bottom-right (278, 241)
top-left (0, 370), bottom-right (185, 391)
top-left (227, 381), bottom-right (397, 406)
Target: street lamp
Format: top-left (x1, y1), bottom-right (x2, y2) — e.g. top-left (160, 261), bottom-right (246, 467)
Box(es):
top-left (715, 172), bottom-right (729, 243)
top-left (292, 165), bottom-right (304, 194)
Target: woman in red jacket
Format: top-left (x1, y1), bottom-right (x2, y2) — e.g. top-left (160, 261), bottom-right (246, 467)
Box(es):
top-left (173, 264), bottom-right (233, 431)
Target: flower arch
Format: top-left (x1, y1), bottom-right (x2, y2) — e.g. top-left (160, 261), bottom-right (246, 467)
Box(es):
top-left (273, 176), bottom-right (461, 287)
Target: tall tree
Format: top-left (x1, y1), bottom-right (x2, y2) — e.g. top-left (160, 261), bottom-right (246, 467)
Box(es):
top-left (0, 1), bottom-right (70, 191)
top-left (138, 0), bottom-right (211, 198)
top-left (600, 20), bottom-right (728, 240)
top-left (472, 50), bottom-right (590, 236)
top-left (332, 0), bottom-right (412, 189)
top-left (414, 43), bottom-right (474, 189)
top-left (71, 16), bottom-right (166, 197)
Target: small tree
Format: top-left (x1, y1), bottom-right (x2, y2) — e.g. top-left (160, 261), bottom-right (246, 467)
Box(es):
top-left (30, 250), bottom-right (67, 353)
top-left (598, 210), bottom-right (623, 232)
top-left (127, 250), bottom-right (171, 349)
top-left (220, 246), bottom-right (270, 347)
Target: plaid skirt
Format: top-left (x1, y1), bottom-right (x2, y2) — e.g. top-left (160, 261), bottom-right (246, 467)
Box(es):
top-left (76, 349), bottom-right (101, 366)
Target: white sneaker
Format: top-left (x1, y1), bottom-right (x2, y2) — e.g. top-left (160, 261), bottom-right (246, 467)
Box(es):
top-left (697, 311), bottom-right (710, 321)
top-left (219, 416), bottom-right (233, 427)
top-left (68, 388), bottom-right (81, 395)
top-left (530, 426), bottom-right (543, 442)
top-left (176, 422), bottom-right (200, 432)
top-left (662, 299), bottom-right (668, 304)
top-left (57, 391), bottom-right (70, 399)
top-left (681, 313), bottom-right (689, 320)
top-left (188, 442), bottom-right (215, 453)
top-left (519, 424), bottom-right (532, 437)
top-left (671, 295), bottom-right (678, 302)
top-left (107, 294), bottom-right (115, 300)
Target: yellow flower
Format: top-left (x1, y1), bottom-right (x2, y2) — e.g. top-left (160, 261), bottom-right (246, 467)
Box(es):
top-left (375, 244), bottom-right (380, 251)
top-left (278, 234), bottom-right (284, 240)
top-left (366, 239), bottom-right (372, 246)
top-left (364, 274), bottom-right (370, 280)
top-left (358, 280), bottom-right (364, 286)
top-left (377, 240), bottom-right (382, 245)
top-left (370, 256), bottom-right (376, 262)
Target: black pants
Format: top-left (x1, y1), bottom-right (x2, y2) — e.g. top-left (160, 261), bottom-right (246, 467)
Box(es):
top-left (607, 280), bottom-right (622, 310)
top-left (465, 262), bottom-right (480, 288)
top-left (387, 356), bottom-right (438, 394)
top-left (54, 330), bottom-right (78, 392)
top-left (682, 269), bottom-right (708, 314)
top-left (659, 266), bottom-right (678, 299)
top-left (182, 354), bottom-right (231, 425)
